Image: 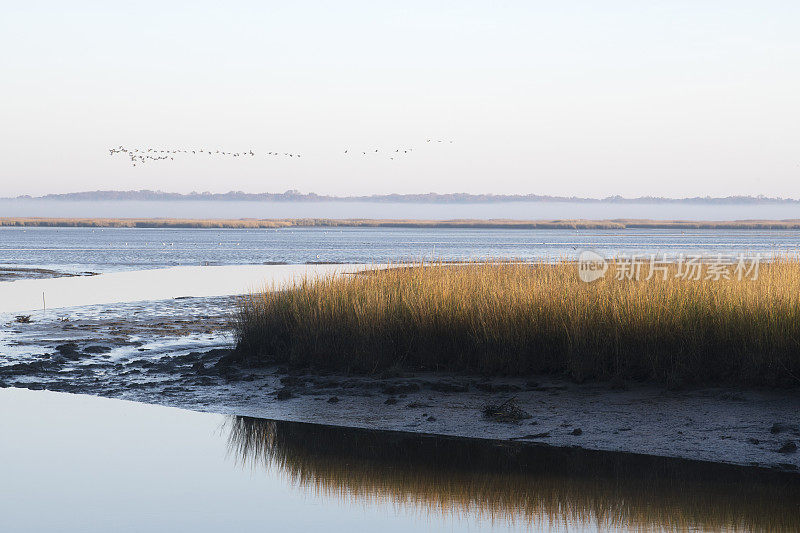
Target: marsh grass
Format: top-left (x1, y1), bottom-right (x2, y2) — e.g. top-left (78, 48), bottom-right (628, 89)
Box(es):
top-left (234, 260), bottom-right (800, 386)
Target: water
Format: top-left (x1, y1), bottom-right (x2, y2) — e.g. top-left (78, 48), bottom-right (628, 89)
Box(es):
top-left (5, 199), bottom-right (800, 220)
top-left (2, 226), bottom-right (799, 274)
top-left (0, 264), bottom-right (367, 313)
top-left (1, 388), bottom-right (797, 532)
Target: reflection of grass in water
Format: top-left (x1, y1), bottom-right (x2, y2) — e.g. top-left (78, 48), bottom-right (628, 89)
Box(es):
top-left (235, 260), bottom-right (800, 387)
top-left (226, 416), bottom-right (800, 531)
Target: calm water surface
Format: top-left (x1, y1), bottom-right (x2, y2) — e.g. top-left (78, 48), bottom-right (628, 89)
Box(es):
top-left (1, 388), bottom-right (797, 532)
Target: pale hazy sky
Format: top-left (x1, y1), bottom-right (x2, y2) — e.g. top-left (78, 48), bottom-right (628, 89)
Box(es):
top-left (2, 1), bottom-right (799, 198)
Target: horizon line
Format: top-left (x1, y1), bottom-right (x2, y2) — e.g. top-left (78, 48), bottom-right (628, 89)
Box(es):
top-left (4, 190), bottom-right (800, 204)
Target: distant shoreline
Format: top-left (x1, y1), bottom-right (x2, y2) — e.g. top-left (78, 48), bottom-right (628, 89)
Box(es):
top-left (4, 217), bottom-right (800, 229)
top-left (5, 190), bottom-right (800, 204)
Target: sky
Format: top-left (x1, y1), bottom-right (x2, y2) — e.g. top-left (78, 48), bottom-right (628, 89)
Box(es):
top-left (1, 1), bottom-right (799, 198)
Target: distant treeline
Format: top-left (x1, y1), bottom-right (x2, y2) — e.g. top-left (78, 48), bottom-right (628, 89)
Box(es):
top-left (6, 189), bottom-right (800, 204)
top-left (4, 217), bottom-right (800, 229)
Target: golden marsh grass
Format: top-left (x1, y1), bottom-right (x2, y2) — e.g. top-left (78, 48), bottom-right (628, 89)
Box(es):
top-left (235, 259), bottom-right (800, 386)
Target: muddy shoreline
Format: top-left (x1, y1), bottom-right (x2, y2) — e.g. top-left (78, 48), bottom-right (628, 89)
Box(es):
top-left (2, 347), bottom-right (798, 474)
top-left (0, 266), bottom-right (97, 282)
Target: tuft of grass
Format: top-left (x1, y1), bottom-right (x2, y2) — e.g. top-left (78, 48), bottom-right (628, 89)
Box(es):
top-left (234, 260), bottom-right (800, 387)
top-left (482, 397), bottom-right (532, 422)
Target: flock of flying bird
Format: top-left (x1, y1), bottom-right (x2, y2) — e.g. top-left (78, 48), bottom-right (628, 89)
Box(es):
top-left (110, 146), bottom-right (301, 166)
top-left (343, 139), bottom-right (454, 160)
top-left (110, 139), bottom-right (454, 167)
